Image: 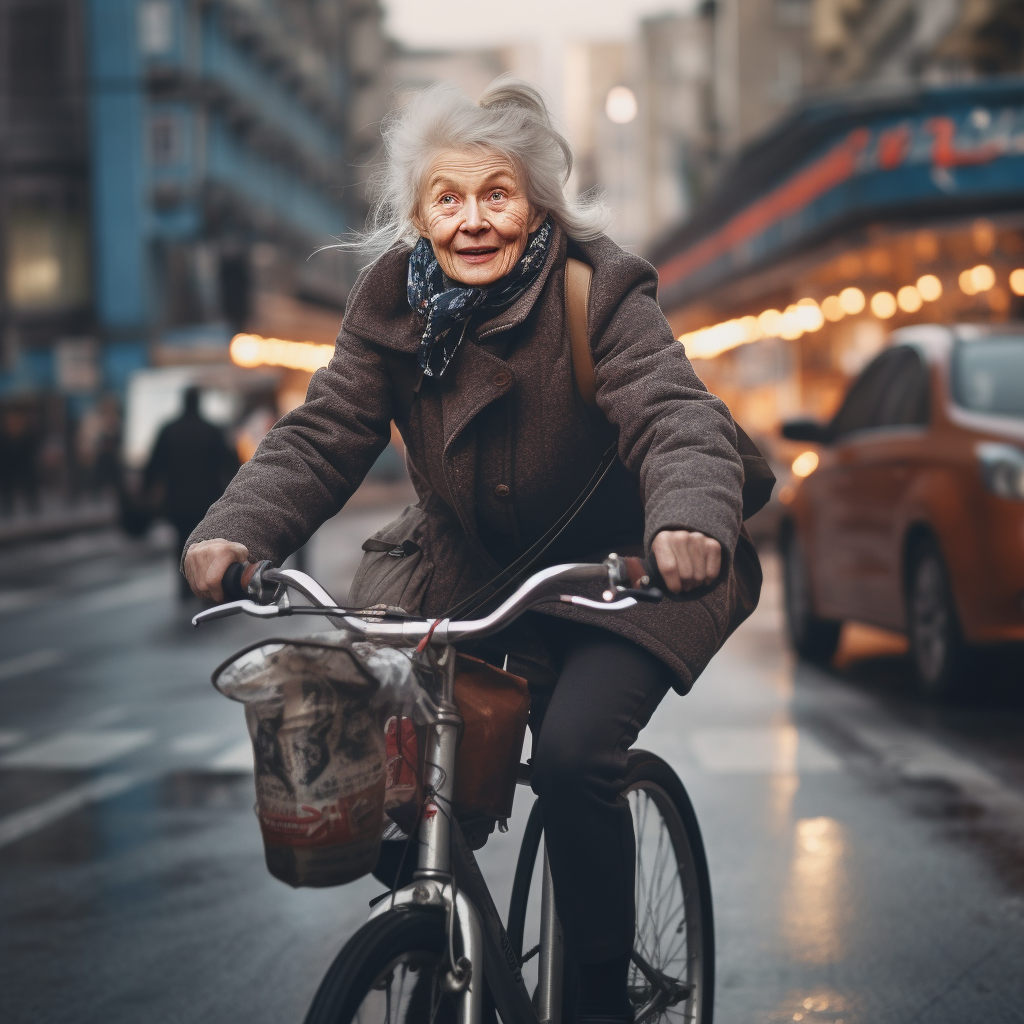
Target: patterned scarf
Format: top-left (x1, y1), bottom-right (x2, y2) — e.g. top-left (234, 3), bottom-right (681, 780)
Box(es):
top-left (407, 218), bottom-right (553, 379)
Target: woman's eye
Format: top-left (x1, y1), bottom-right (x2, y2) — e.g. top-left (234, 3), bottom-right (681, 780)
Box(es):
top-left (489, 191), bottom-right (506, 202)
top-left (439, 195), bottom-right (457, 205)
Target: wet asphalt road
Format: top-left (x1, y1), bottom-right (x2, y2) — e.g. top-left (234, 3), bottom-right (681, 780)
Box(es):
top-left (2, 492), bottom-right (1024, 1024)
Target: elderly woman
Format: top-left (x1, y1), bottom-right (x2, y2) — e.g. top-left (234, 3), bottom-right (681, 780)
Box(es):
top-left (185, 80), bottom-right (761, 1022)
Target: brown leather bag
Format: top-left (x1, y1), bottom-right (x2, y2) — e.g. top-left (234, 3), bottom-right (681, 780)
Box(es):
top-left (452, 653), bottom-right (529, 819)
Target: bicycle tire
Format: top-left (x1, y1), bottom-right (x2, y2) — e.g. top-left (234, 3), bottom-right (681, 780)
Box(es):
top-left (507, 749), bottom-right (715, 1024)
top-left (303, 907), bottom-right (471, 1024)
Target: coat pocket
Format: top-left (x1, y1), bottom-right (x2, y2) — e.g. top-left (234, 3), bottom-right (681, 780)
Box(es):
top-left (347, 505), bottom-right (435, 614)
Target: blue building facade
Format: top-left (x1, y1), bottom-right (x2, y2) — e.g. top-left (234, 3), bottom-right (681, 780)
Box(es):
top-left (1, 0), bottom-right (354, 398)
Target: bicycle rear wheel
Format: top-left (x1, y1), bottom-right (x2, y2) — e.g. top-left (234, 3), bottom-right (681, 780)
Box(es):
top-left (507, 749), bottom-right (714, 1024)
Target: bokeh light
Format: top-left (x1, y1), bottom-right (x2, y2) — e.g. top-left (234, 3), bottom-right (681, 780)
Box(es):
top-left (838, 287), bottom-right (865, 314)
top-left (896, 285), bottom-right (922, 313)
top-left (605, 86), bottom-right (638, 124)
top-left (1009, 269), bottom-right (1024, 296)
top-left (792, 451), bottom-right (819, 477)
top-left (916, 274), bottom-right (942, 301)
top-left (870, 291), bottom-right (897, 318)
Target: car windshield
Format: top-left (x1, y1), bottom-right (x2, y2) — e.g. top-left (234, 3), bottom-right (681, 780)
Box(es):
top-left (951, 336), bottom-right (1024, 419)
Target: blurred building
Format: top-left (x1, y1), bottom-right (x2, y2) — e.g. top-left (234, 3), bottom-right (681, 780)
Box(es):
top-left (809, 0), bottom-right (1024, 88)
top-left (0, 0), bottom-right (384, 407)
top-left (650, 81), bottom-right (1024, 443)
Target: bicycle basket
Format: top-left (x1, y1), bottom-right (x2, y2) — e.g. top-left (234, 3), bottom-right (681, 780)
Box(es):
top-left (213, 635), bottom-right (394, 888)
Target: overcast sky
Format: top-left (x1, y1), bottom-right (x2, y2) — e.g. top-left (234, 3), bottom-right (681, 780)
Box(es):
top-left (381, 0), bottom-right (698, 50)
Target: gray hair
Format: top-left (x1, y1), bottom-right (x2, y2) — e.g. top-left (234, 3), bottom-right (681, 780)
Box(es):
top-left (350, 78), bottom-right (609, 261)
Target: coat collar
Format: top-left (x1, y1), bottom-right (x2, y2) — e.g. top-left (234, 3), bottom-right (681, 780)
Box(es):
top-left (341, 224), bottom-right (567, 353)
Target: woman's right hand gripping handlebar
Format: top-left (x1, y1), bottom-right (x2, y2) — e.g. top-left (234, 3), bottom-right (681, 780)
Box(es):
top-left (184, 539), bottom-right (249, 602)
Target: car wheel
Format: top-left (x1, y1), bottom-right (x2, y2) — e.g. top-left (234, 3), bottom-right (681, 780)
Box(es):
top-left (906, 539), bottom-right (967, 698)
top-left (783, 532), bottom-right (841, 664)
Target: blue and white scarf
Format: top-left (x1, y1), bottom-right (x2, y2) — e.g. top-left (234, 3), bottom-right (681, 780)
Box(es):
top-left (407, 218), bottom-right (553, 378)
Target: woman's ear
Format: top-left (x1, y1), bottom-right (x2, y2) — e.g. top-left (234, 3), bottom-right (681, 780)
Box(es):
top-left (529, 207), bottom-right (546, 232)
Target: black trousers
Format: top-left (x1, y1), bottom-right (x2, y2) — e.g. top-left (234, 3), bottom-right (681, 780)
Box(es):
top-left (373, 621), bottom-right (672, 965)
top-left (526, 620), bottom-right (672, 963)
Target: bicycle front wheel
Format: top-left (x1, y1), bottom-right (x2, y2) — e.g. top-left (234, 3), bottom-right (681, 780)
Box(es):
top-left (303, 908), bottom-right (462, 1024)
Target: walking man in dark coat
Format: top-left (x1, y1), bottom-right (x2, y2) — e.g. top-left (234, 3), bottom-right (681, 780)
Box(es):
top-left (145, 387), bottom-right (238, 598)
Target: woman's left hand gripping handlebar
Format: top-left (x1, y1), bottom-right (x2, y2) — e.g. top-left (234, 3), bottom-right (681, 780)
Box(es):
top-left (184, 539), bottom-right (249, 602)
top-left (651, 530), bottom-right (722, 594)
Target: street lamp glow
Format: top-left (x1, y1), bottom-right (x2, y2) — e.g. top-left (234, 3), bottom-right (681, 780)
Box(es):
top-left (605, 86), bottom-right (638, 124)
top-left (917, 274), bottom-right (942, 301)
top-left (1010, 269), bottom-right (1024, 296)
top-left (871, 291), bottom-right (897, 318)
top-left (897, 285), bottom-right (923, 313)
top-left (961, 264), bottom-right (995, 295)
top-left (838, 286), bottom-right (865, 314)
top-left (821, 295), bottom-right (844, 322)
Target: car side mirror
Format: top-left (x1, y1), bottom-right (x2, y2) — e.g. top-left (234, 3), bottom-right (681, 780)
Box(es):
top-left (781, 418), bottom-right (831, 444)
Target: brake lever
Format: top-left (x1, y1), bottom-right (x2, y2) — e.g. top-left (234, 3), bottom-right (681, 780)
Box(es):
top-left (191, 599), bottom-right (283, 627)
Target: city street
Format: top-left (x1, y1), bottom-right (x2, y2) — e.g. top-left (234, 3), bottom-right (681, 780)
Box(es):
top-left (2, 492), bottom-right (1023, 1024)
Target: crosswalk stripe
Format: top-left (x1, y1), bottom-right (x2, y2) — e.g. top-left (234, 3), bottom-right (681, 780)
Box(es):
top-left (74, 575), bottom-right (169, 614)
top-left (0, 649), bottom-right (63, 682)
top-left (0, 729), bottom-right (154, 769)
top-left (0, 730), bottom-right (24, 750)
top-left (210, 741), bottom-right (253, 772)
top-left (0, 773), bottom-right (143, 849)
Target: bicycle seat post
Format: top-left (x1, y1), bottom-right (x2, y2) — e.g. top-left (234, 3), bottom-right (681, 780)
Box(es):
top-left (415, 644), bottom-right (461, 883)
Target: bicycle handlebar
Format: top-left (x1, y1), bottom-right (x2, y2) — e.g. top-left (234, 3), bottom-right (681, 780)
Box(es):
top-left (194, 556), bottom-right (662, 645)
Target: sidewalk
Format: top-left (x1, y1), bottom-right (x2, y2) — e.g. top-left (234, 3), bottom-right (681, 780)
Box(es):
top-left (0, 498), bottom-right (117, 548)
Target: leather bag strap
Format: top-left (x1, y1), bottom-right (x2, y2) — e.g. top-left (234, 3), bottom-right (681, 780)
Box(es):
top-left (565, 257), bottom-right (597, 412)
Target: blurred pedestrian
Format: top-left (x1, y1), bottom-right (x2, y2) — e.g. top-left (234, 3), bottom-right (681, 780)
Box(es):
top-left (0, 407), bottom-right (42, 517)
top-left (75, 395), bottom-right (122, 500)
top-left (145, 387), bottom-right (238, 598)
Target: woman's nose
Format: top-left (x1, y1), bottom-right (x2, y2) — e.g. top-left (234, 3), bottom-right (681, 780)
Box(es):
top-left (461, 197), bottom-right (487, 232)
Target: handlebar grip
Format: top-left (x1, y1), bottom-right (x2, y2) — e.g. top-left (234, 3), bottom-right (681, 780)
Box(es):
top-left (642, 556), bottom-right (667, 593)
top-left (221, 561), bottom-right (250, 602)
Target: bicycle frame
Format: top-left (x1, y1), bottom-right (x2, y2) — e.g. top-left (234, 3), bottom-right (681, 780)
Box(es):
top-left (193, 558), bottom-right (659, 1024)
top-left (365, 643), bottom-right (560, 1024)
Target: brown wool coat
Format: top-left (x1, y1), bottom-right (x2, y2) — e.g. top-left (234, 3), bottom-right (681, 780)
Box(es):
top-left (187, 226), bottom-right (762, 693)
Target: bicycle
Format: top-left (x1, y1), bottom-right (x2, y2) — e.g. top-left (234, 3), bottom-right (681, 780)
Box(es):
top-left (193, 555), bottom-right (715, 1024)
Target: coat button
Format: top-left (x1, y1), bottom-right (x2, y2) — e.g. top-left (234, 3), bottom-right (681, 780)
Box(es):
top-left (494, 484), bottom-right (510, 497)
top-left (492, 371), bottom-right (511, 387)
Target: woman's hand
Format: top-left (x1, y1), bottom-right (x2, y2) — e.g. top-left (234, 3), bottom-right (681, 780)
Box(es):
top-left (651, 530), bottom-right (722, 594)
top-left (184, 539), bottom-right (249, 602)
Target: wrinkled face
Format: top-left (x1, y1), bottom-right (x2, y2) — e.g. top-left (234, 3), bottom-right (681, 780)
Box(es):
top-left (413, 148), bottom-right (545, 286)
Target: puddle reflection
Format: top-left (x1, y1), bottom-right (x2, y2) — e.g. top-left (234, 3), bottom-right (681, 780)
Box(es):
top-left (782, 816), bottom-right (847, 964)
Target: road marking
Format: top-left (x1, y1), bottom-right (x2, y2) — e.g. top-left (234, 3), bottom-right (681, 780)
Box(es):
top-left (0, 588), bottom-right (54, 616)
top-left (74, 575), bottom-right (169, 614)
top-left (690, 726), bottom-right (843, 774)
top-left (210, 741), bottom-right (253, 772)
top-left (0, 773), bottom-right (143, 849)
top-left (170, 733), bottom-right (227, 755)
top-left (0, 729), bottom-right (154, 769)
top-left (0, 730), bottom-right (24, 750)
top-left (0, 649), bottom-right (63, 682)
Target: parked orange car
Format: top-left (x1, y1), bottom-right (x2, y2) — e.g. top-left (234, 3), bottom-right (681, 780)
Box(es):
top-left (779, 324), bottom-right (1024, 695)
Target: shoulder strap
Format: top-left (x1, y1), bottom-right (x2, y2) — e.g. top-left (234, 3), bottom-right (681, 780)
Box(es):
top-left (565, 257), bottom-right (597, 413)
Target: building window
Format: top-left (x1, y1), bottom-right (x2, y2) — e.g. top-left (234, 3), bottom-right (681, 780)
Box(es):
top-left (150, 114), bottom-right (182, 165)
top-left (7, 3), bottom-right (66, 117)
top-left (138, 0), bottom-right (174, 55)
top-left (5, 198), bottom-right (89, 311)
